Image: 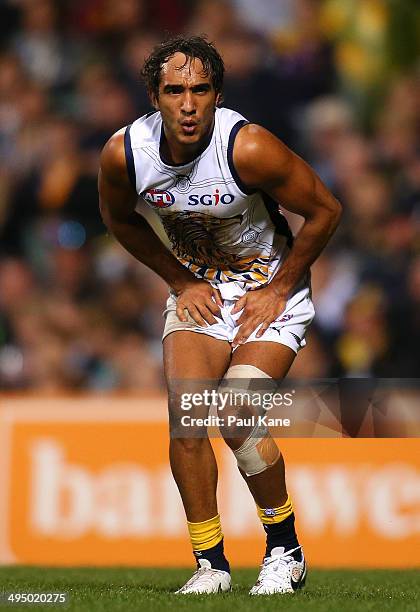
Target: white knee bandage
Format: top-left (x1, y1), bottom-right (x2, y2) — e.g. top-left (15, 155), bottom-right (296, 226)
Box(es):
top-left (234, 427), bottom-right (280, 476)
top-left (221, 365), bottom-right (280, 477)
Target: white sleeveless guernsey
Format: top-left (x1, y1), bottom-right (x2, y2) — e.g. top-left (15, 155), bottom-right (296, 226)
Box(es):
top-left (125, 107), bottom-right (294, 289)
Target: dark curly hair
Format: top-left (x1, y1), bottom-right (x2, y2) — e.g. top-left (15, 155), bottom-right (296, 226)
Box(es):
top-left (141, 35), bottom-right (225, 99)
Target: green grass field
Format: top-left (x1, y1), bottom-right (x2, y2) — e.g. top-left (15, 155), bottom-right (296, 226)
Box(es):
top-left (0, 567), bottom-right (418, 612)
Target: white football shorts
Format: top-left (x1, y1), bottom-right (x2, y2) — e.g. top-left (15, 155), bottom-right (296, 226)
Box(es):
top-left (162, 280), bottom-right (315, 354)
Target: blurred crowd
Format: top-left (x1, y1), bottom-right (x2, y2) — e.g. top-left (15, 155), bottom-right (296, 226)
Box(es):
top-left (0, 0), bottom-right (418, 391)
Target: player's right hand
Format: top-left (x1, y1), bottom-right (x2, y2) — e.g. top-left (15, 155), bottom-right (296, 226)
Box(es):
top-left (175, 280), bottom-right (223, 327)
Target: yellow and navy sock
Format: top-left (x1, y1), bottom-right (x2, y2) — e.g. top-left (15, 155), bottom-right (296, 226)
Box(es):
top-left (256, 495), bottom-right (302, 561)
top-left (187, 513), bottom-right (230, 573)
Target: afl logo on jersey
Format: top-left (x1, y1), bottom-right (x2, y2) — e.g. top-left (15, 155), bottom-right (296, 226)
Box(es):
top-left (142, 189), bottom-right (175, 208)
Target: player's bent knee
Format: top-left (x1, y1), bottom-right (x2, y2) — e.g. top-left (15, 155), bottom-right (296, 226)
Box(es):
top-left (219, 364), bottom-right (279, 476)
top-left (171, 437), bottom-right (209, 453)
top-left (233, 429), bottom-right (280, 476)
top-left (168, 391), bottom-right (210, 439)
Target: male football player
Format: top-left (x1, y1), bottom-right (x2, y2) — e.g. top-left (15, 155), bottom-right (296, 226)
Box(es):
top-left (99, 35), bottom-right (341, 595)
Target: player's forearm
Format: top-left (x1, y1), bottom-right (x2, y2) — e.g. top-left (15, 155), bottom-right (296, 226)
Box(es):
top-left (270, 203), bottom-right (341, 298)
top-left (105, 211), bottom-right (196, 292)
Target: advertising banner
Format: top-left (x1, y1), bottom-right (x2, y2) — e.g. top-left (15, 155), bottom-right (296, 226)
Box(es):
top-left (0, 396), bottom-right (419, 567)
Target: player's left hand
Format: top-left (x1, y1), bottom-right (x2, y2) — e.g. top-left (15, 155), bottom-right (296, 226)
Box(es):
top-left (231, 285), bottom-right (287, 348)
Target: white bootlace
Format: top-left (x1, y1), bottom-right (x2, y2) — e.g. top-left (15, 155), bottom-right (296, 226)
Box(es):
top-left (255, 545), bottom-right (302, 589)
top-left (259, 555), bottom-right (292, 581)
top-left (178, 567), bottom-right (224, 592)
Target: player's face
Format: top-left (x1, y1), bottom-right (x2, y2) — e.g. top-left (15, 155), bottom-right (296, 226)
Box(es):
top-left (154, 52), bottom-right (220, 148)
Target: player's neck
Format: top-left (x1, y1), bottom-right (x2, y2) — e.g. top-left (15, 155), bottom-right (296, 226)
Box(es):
top-left (161, 122), bottom-right (214, 165)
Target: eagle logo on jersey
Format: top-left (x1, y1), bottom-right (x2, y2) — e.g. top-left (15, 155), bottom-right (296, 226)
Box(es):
top-left (160, 211), bottom-right (273, 286)
top-left (161, 211), bottom-right (246, 268)
top-left (142, 189), bottom-right (175, 208)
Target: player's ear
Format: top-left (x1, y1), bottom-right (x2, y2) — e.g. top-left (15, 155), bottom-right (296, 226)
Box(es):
top-left (150, 92), bottom-right (159, 110)
top-left (215, 92), bottom-right (222, 106)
